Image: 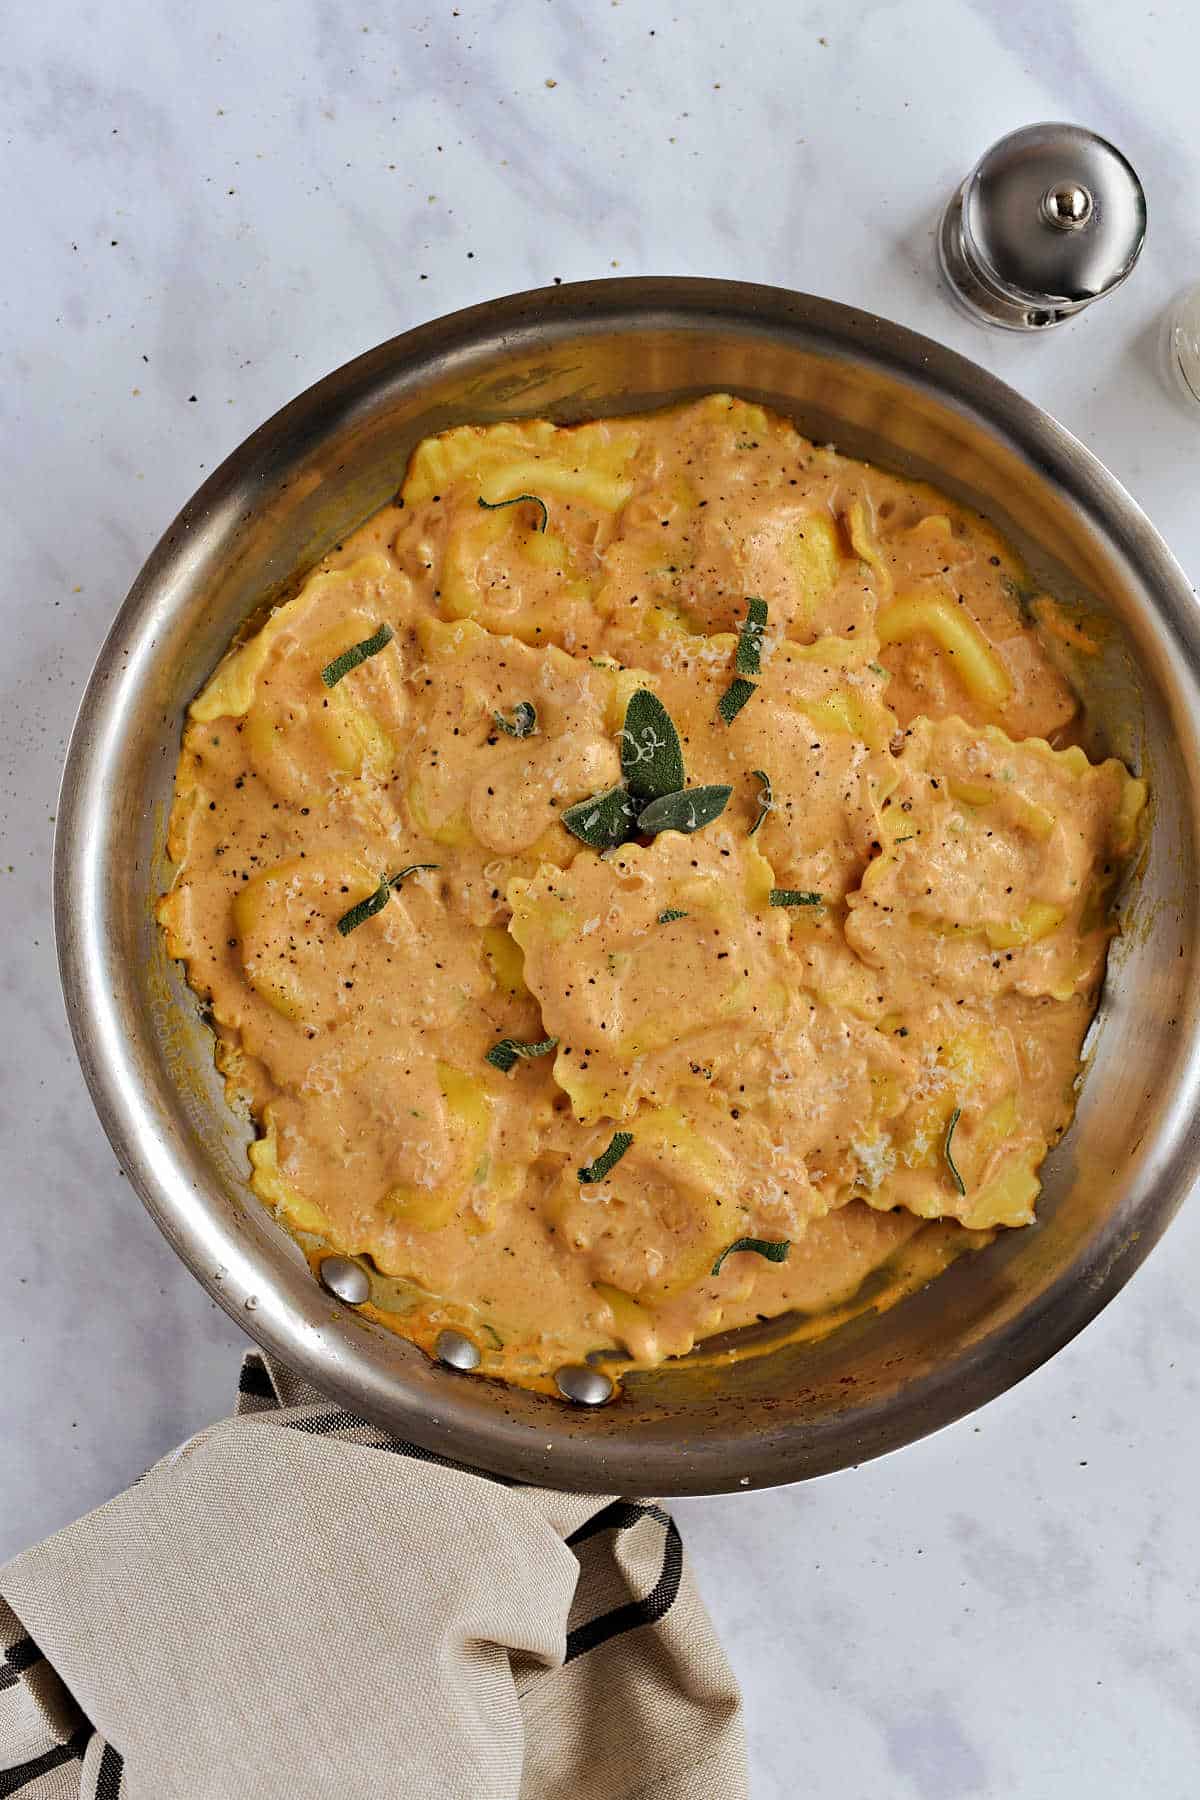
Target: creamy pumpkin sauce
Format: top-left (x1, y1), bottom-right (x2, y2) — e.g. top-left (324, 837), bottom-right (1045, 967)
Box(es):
top-left (158, 395), bottom-right (1145, 1392)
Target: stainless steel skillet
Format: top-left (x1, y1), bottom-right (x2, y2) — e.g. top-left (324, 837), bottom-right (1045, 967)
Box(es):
top-left (54, 279), bottom-right (1200, 1494)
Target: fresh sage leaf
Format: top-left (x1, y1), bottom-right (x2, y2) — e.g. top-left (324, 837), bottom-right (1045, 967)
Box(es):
top-left (748, 769), bottom-right (772, 836)
top-left (336, 878), bottom-right (391, 937)
top-left (485, 1035), bottom-right (558, 1074)
top-left (620, 689), bottom-right (686, 800)
top-left (321, 623), bottom-right (394, 689)
top-left (494, 700), bottom-right (538, 739)
top-left (562, 785), bottom-right (641, 849)
top-left (711, 1236), bottom-right (791, 1277)
top-left (717, 677), bottom-right (757, 725)
top-left (578, 1130), bottom-right (634, 1184)
top-left (638, 785), bottom-right (732, 838)
top-left (477, 493), bottom-right (548, 532)
top-left (944, 1105), bottom-right (967, 1196)
top-left (735, 597), bottom-right (768, 675)
top-left (335, 863), bottom-right (439, 936)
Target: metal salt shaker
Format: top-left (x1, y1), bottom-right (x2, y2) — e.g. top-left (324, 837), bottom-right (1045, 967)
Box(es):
top-left (938, 122), bottom-right (1147, 331)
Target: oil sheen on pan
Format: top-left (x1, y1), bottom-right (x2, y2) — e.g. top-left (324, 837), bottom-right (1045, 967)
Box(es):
top-left (157, 395), bottom-right (1146, 1395)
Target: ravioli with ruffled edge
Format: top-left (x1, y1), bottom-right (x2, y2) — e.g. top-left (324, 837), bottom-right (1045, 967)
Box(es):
top-left (157, 395), bottom-right (1145, 1391)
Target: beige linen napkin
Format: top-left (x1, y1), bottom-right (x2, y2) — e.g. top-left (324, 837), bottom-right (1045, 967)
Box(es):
top-left (0, 1353), bottom-right (747, 1800)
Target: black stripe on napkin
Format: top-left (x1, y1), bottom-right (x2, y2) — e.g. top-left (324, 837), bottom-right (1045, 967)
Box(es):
top-left (93, 1742), bottom-right (124, 1799)
top-left (564, 1513), bottom-right (684, 1662)
top-left (0, 1638), bottom-right (43, 1693)
top-left (0, 1724), bottom-right (91, 1798)
top-left (238, 1358), bottom-right (277, 1402)
top-left (2, 1641), bottom-right (42, 1677)
top-left (566, 1499), bottom-right (670, 1549)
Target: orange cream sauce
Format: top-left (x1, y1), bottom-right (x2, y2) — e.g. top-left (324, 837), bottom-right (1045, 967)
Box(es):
top-left (158, 395), bottom-right (1145, 1391)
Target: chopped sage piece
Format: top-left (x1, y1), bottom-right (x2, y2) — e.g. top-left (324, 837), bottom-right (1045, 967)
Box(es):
top-left (711, 1237), bottom-right (791, 1277)
top-left (638, 785), bottom-right (732, 838)
top-left (657, 908), bottom-right (689, 923)
top-left (735, 597), bottom-right (768, 675)
top-left (578, 1131), bottom-right (634, 1184)
top-left (335, 863), bottom-right (439, 936)
top-left (768, 888), bottom-right (822, 907)
top-left (621, 689), bottom-right (686, 800)
top-left (477, 492), bottom-right (549, 532)
top-left (562, 785), bottom-right (641, 849)
top-left (320, 622), bottom-right (394, 689)
top-left (493, 700), bottom-right (538, 739)
top-left (717, 676), bottom-right (757, 724)
top-left (748, 769), bottom-right (772, 836)
top-left (485, 1035), bottom-right (558, 1074)
top-left (335, 878), bottom-right (390, 937)
top-left (944, 1105), bottom-right (967, 1196)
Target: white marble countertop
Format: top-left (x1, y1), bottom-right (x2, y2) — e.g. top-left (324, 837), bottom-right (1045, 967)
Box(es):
top-left (4, 2), bottom-right (1200, 1793)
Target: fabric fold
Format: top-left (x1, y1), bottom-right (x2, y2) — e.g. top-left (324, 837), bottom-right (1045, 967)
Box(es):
top-left (1, 1354), bottom-right (747, 1800)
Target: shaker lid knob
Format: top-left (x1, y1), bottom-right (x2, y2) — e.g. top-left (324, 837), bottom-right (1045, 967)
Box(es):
top-left (939, 123), bottom-right (1147, 330)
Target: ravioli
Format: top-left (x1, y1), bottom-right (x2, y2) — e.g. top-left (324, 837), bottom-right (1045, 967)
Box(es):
top-left (507, 831), bottom-right (787, 1121)
top-left (846, 717), bottom-right (1144, 1003)
top-left (404, 616), bottom-right (627, 871)
top-left (158, 395), bottom-right (1146, 1392)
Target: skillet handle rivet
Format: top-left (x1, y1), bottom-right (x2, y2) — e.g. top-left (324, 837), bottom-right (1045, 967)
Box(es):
top-left (317, 1255), bottom-right (370, 1306)
top-left (555, 1365), bottom-right (614, 1406)
top-left (436, 1329), bottom-right (482, 1371)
